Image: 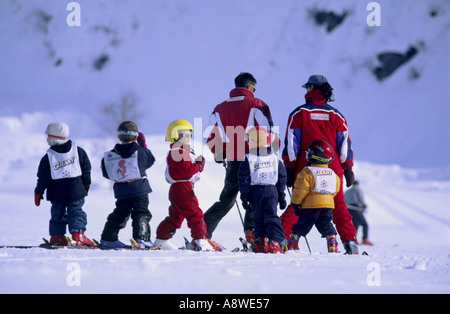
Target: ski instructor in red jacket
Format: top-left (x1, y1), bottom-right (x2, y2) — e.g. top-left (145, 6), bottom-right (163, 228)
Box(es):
top-left (281, 75), bottom-right (359, 254)
top-left (204, 72), bottom-right (275, 245)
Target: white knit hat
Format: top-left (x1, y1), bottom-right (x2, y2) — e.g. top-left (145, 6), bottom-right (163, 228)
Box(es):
top-left (45, 122), bottom-right (69, 146)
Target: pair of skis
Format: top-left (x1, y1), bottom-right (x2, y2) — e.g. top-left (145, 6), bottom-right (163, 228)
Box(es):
top-left (0, 238), bottom-right (158, 250)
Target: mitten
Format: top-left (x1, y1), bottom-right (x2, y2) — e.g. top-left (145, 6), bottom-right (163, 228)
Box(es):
top-left (196, 155), bottom-right (206, 172)
top-left (343, 168), bottom-right (355, 187)
top-left (34, 193), bottom-right (43, 207)
top-left (137, 132), bottom-right (147, 148)
top-left (214, 152), bottom-right (226, 164)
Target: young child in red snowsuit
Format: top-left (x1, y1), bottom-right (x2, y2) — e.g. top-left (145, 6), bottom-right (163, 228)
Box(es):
top-left (155, 119), bottom-right (221, 251)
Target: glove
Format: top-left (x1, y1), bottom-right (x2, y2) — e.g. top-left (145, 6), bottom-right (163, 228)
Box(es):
top-left (343, 168), bottom-right (355, 187)
top-left (240, 194), bottom-right (253, 212)
top-left (137, 132), bottom-right (147, 148)
top-left (214, 152), bottom-right (226, 164)
top-left (292, 204), bottom-right (301, 216)
top-left (34, 193), bottom-right (43, 207)
top-left (196, 155), bottom-right (205, 172)
top-left (84, 185), bottom-right (90, 194)
top-left (286, 167), bottom-right (296, 188)
top-left (278, 194), bottom-right (287, 210)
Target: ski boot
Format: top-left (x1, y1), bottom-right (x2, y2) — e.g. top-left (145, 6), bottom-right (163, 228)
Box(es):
top-left (361, 238), bottom-right (374, 246)
top-left (343, 240), bottom-right (359, 255)
top-left (70, 230), bottom-right (97, 247)
top-left (132, 238), bottom-right (159, 250)
top-left (287, 234), bottom-right (300, 250)
top-left (100, 239), bottom-right (128, 249)
top-left (245, 229), bottom-right (256, 251)
top-left (255, 237), bottom-right (269, 253)
top-left (268, 239), bottom-right (285, 254)
top-left (154, 238), bottom-right (178, 250)
top-left (326, 234), bottom-right (339, 253)
top-left (49, 235), bottom-right (68, 246)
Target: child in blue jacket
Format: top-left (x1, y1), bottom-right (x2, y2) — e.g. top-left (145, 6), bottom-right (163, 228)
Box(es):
top-left (99, 121), bottom-right (156, 249)
top-left (34, 122), bottom-right (95, 247)
top-left (238, 127), bottom-right (287, 253)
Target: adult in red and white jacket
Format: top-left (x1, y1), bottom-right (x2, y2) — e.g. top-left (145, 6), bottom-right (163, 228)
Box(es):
top-left (281, 75), bottom-right (358, 254)
top-left (203, 72), bottom-right (275, 242)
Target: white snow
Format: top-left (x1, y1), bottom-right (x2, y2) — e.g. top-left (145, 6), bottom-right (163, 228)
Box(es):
top-left (0, 0), bottom-right (449, 294)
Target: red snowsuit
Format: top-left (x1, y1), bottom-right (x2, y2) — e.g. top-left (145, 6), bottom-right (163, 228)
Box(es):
top-left (281, 90), bottom-right (357, 243)
top-left (156, 143), bottom-right (207, 240)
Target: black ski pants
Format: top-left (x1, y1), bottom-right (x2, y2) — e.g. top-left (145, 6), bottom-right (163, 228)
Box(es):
top-left (204, 161), bottom-right (254, 238)
top-left (292, 208), bottom-right (337, 237)
top-left (101, 194), bottom-right (152, 241)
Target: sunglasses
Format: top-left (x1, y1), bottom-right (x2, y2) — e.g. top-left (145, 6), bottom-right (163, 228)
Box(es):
top-left (178, 133), bottom-right (192, 139)
top-left (248, 84), bottom-right (256, 93)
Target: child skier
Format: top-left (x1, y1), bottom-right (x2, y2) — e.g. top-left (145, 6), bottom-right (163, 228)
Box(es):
top-left (34, 122), bottom-right (96, 246)
top-left (100, 121), bottom-right (156, 249)
top-left (155, 119), bottom-right (221, 251)
top-left (288, 139), bottom-right (341, 253)
top-left (237, 127), bottom-right (287, 253)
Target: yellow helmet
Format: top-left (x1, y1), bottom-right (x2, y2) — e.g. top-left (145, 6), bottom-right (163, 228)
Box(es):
top-left (165, 119), bottom-right (194, 142)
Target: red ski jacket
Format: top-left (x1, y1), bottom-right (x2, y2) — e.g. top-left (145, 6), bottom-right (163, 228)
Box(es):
top-left (166, 143), bottom-right (202, 183)
top-left (281, 90), bottom-right (354, 176)
top-left (205, 87), bottom-right (274, 161)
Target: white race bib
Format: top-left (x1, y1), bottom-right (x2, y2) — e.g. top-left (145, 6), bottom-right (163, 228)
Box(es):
top-left (104, 150), bottom-right (142, 183)
top-left (307, 166), bottom-right (337, 194)
top-left (247, 153), bottom-right (278, 186)
top-left (47, 143), bottom-right (82, 180)
top-left (165, 147), bottom-right (201, 184)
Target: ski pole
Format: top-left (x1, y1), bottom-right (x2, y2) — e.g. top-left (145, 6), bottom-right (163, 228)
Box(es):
top-left (304, 235), bottom-right (312, 254)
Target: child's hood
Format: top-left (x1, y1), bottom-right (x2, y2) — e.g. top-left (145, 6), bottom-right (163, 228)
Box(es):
top-left (113, 142), bottom-right (140, 158)
top-left (49, 140), bottom-right (73, 153)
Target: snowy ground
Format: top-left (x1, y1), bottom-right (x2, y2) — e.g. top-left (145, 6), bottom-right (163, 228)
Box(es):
top-left (0, 136), bottom-right (449, 294)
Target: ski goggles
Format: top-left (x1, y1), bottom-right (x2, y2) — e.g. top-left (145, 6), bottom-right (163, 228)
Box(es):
top-left (117, 130), bottom-right (139, 136)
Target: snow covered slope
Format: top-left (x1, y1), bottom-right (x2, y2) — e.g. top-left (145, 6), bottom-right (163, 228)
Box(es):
top-left (0, 0), bottom-right (449, 167)
top-left (0, 133), bottom-right (449, 294)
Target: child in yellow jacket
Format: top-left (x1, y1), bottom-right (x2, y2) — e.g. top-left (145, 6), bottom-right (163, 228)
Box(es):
top-left (289, 139), bottom-right (340, 253)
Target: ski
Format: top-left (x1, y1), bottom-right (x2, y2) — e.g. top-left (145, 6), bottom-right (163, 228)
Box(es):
top-left (0, 238), bottom-right (98, 250)
top-left (129, 238), bottom-right (160, 250)
top-left (179, 237), bottom-right (241, 252)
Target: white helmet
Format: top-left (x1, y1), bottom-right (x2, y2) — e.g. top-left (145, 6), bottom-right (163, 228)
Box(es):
top-left (46, 122), bottom-right (69, 146)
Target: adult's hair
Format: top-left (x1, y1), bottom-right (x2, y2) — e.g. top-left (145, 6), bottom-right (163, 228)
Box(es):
top-left (234, 72), bottom-right (257, 88)
top-left (117, 120), bottom-right (138, 143)
top-left (312, 82), bottom-right (334, 102)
